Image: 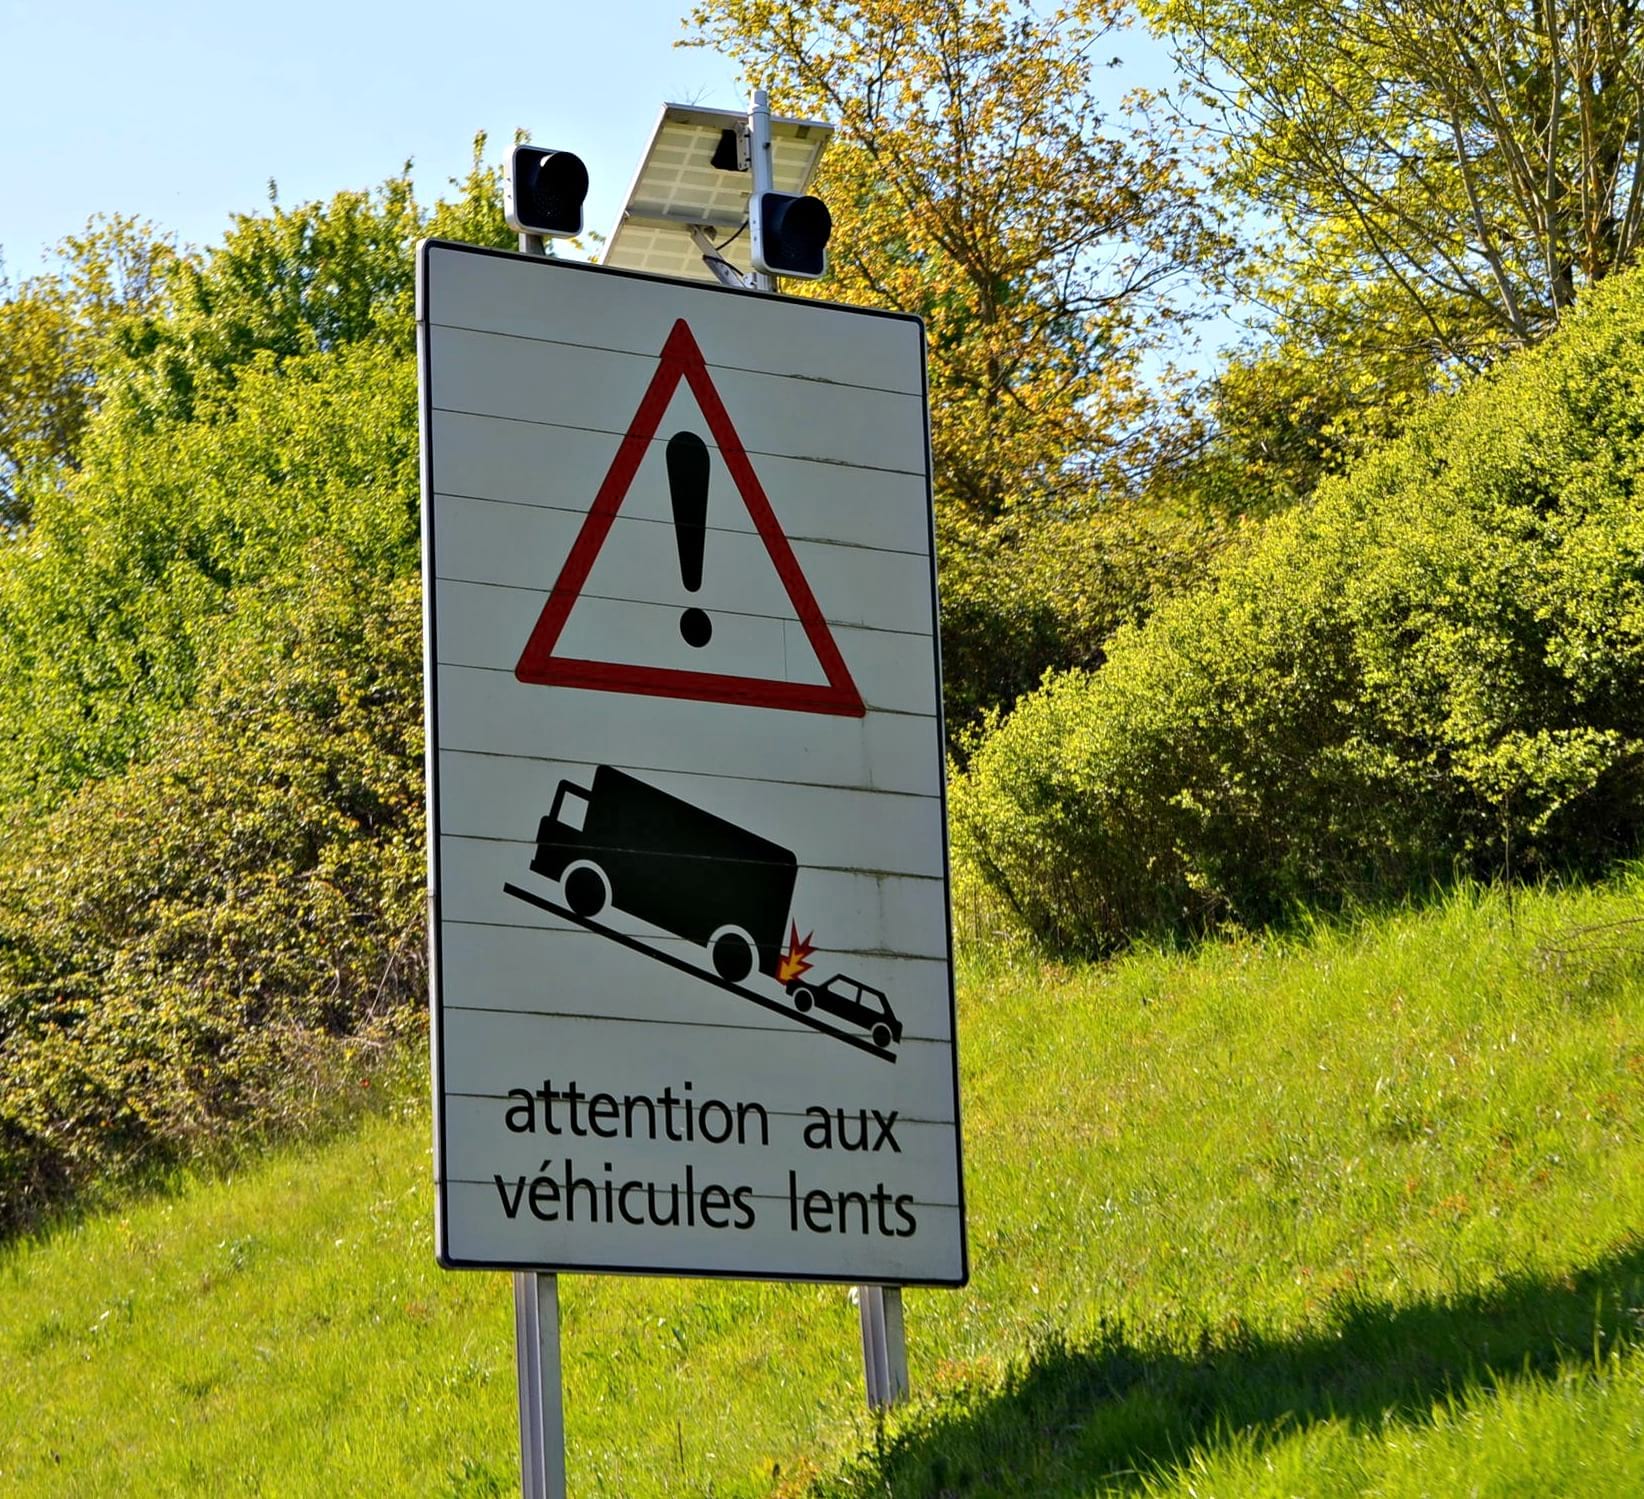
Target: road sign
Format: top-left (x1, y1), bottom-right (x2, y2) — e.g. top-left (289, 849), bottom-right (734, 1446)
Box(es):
top-left (418, 239), bottom-right (966, 1286)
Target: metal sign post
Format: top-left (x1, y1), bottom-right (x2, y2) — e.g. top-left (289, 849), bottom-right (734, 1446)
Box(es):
top-left (859, 1284), bottom-right (909, 1408)
top-left (514, 1271), bottom-right (567, 1499)
top-left (745, 89), bottom-right (777, 295)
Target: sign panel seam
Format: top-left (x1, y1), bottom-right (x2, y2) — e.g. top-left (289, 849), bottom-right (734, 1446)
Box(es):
top-left (427, 405), bottom-right (929, 480)
top-left (439, 748), bottom-right (946, 801)
top-left (434, 491), bottom-right (933, 559)
top-left (427, 318), bottom-right (923, 400)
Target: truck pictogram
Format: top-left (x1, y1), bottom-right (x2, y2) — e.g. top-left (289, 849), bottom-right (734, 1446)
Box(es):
top-left (528, 765), bottom-right (797, 984)
top-left (502, 765), bottom-right (901, 1061)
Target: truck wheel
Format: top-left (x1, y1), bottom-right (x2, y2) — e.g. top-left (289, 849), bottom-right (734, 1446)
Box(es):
top-left (792, 986), bottom-right (814, 1012)
top-left (710, 932), bottom-right (755, 984)
top-left (563, 864), bottom-right (607, 918)
top-left (872, 1023), bottom-right (893, 1049)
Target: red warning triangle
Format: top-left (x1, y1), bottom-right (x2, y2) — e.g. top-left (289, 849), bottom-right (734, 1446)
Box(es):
top-left (514, 319), bottom-right (866, 718)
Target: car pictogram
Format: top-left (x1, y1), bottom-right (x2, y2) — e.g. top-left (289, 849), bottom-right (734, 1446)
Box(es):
top-left (785, 973), bottom-right (902, 1050)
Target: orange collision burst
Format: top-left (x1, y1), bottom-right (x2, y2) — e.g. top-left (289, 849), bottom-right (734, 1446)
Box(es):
top-left (776, 922), bottom-right (817, 986)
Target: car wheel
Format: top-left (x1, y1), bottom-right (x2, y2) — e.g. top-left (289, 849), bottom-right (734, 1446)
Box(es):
top-left (871, 1023), bottom-right (892, 1049)
top-left (792, 986), bottom-right (814, 1013)
top-left (711, 932), bottom-right (755, 984)
top-left (563, 864), bottom-right (607, 918)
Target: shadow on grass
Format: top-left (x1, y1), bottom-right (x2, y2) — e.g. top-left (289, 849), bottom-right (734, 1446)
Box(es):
top-left (823, 1241), bottom-right (1644, 1497)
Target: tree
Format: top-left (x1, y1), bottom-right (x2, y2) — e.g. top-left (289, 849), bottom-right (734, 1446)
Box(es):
top-left (0, 550), bottom-right (427, 1230)
top-left (1149, 317), bottom-right (1443, 519)
top-left (686, 0), bottom-right (1226, 519)
top-left (1146, 0), bottom-right (1644, 375)
top-left (0, 216), bottom-right (173, 529)
top-left (111, 175), bottom-right (425, 430)
top-left (0, 275), bottom-right (82, 530)
top-left (688, 0), bottom-right (1233, 739)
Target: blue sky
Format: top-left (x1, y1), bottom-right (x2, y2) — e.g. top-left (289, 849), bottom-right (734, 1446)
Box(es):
top-left (0, 0), bottom-right (1228, 357)
top-left (0, 0), bottom-right (744, 275)
top-left (1, 0), bottom-right (1186, 274)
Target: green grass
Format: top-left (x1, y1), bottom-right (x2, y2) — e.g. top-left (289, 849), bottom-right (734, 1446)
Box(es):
top-left (4, 874), bottom-right (1644, 1495)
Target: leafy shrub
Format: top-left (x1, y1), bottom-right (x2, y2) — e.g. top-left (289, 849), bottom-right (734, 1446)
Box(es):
top-left (0, 334), bottom-right (419, 811)
top-left (0, 143), bottom-right (517, 815)
top-left (0, 147), bottom-right (520, 1233)
top-left (938, 499), bottom-right (1234, 743)
top-left (952, 268), bottom-right (1644, 953)
top-left (0, 549), bottom-right (425, 1231)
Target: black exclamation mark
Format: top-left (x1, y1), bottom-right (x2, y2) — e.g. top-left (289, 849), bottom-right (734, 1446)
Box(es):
top-left (667, 431), bottom-right (712, 648)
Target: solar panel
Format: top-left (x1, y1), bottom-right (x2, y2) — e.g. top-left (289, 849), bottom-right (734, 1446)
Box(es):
top-left (602, 103), bottom-right (833, 283)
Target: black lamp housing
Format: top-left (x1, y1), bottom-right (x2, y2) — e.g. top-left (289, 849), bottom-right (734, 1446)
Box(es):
top-left (504, 145), bottom-right (590, 238)
top-left (750, 191), bottom-right (832, 279)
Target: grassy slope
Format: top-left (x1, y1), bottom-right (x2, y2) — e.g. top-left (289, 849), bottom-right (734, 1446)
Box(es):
top-left (3, 876), bottom-right (1643, 1497)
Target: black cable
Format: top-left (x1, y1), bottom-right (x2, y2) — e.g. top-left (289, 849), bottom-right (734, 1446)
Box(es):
top-left (714, 219), bottom-right (750, 252)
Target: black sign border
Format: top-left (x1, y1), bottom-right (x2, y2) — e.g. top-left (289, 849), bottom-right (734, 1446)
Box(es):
top-left (418, 237), bottom-right (968, 1287)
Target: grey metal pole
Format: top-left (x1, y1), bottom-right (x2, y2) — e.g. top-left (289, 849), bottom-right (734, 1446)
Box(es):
top-left (858, 1284), bottom-right (909, 1409)
top-left (514, 1271), bottom-right (568, 1498)
top-left (747, 88), bottom-right (777, 294)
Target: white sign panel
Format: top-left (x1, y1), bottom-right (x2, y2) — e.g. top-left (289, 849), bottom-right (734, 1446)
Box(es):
top-left (417, 240), bottom-right (966, 1285)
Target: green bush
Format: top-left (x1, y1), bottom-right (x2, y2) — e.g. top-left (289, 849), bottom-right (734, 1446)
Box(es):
top-left (952, 269), bottom-right (1644, 953)
top-left (0, 549), bottom-right (425, 1231)
top-left (0, 149), bottom-right (520, 1232)
top-left (0, 338), bottom-right (419, 811)
top-left (938, 499), bottom-right (1234, 743)
top-left (0, 146), bottom-right (516, 815)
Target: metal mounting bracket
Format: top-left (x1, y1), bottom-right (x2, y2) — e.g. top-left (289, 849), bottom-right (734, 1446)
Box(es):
top-left (689, 224), bottom-right (756, 289)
